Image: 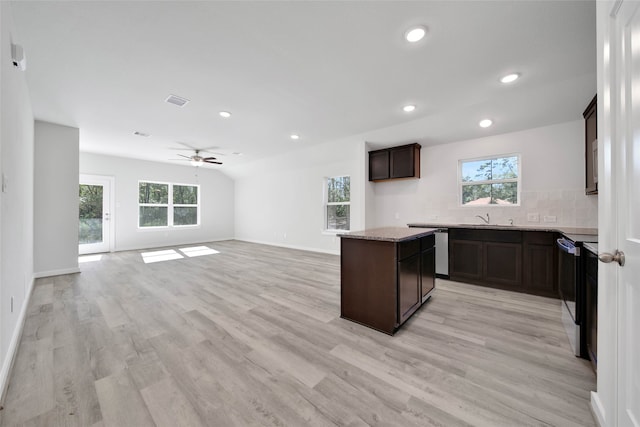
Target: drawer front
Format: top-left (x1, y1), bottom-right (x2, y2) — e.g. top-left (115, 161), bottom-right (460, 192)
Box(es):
top-left (450, 228), bottom-right (522, 243)
top-left (523, 231), bottom-right (557, 245)
top-left (398, 238), bottom-right (420, 260)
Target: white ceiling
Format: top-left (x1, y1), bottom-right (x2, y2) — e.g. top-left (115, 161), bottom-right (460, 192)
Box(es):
top-left (10, 1), bottom-right (596, 170)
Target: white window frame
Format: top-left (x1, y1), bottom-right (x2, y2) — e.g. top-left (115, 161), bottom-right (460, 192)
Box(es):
top-left (458, 154), bottom-right (521, 207)
top-left (172, 183), bottom-right (200, 228)
top-left (324, 175), bottom-right (351, 233)
top-left (138, 181), bottom-right (200, 229)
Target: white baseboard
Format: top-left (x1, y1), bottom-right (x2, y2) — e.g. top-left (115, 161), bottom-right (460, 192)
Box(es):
top-left (0, 276), bottom-right (35, 406)
top-left (33, 266), bottom-right (80, 278)
top-left (590, 391), bottom-right (606, 427)
top-left (235, 238), bottom-right (339, 256)
top-left (115, 237), bottom-right (236, 253)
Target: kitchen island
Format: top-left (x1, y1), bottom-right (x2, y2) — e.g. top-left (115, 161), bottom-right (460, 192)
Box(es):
top-left (339, 227), bottom-right (437, 335)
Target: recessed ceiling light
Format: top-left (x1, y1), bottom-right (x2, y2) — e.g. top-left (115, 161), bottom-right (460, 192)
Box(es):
top-left (479, 119), bottom-right (493, 128)
top-left (133, 131), bottom-right (151, 137)
top-left (290, 134), bottom-right (300, 140)
top-left (403, 104), bottom-right (416, 113)
top-left (219, 111), bottom-right (232, 118)
top-left (500, 73), bottom-right (520, 84)
top-left (405, 26), bottom-right (427, 43)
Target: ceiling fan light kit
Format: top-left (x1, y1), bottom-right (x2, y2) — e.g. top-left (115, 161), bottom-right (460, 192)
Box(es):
top-left (175, 149), bottom-right (223, 166)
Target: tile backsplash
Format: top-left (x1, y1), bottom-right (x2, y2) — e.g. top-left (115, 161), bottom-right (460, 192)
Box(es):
top-left (422, 189), bottom-right (598, 228)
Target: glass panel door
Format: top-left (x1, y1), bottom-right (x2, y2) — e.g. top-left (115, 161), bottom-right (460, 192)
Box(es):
top-left (79, 175), bottom-right (112, 254)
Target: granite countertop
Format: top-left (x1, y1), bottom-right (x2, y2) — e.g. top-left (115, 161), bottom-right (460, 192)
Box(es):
top-left (583, 242), bottom-right (599, 254)
top-left (407, 222), bottom-right (598, 237)
top-left (339, 227), bottom-right (438, 242)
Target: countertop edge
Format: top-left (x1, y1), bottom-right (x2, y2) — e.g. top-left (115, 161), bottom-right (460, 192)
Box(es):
top-left (407, 223), bottom-right (598, 236)
top-left (338, 227), bottom-right (438, 242)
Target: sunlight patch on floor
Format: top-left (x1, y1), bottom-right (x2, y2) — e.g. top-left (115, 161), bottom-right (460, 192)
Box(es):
top-left (141, 249), bottom-right (184, 264)
top-left (178, 246), bottom-right (220, 257)
top-left (78, 254), bottom-right (103, 263)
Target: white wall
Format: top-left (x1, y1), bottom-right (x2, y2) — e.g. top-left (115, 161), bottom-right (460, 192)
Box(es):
top-left (229, 137), bottom-right (367, 254)
top-left (0, 1), bottom-right (35, 400)
top-left (371, 120), bottom-right (598, 229)
top-left (80, 153), bottom-right (235, 251)
top-left (34, 121), bottom-right (80, 277)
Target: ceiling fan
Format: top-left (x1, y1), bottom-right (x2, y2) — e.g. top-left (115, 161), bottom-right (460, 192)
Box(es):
top-left (170, 142), bottom-right (223, 166)
top-left (176, 150), bottom-right (223, 166)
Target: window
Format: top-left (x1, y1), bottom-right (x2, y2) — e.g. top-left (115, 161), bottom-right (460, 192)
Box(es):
top-left (459, 155), bottom-right (520, 206)
top-left (326, 176), bottom-right (350, 231)
top-left (139, 181), bottom-right (199, 227)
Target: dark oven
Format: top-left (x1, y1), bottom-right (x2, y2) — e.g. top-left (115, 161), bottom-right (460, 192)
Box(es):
top-left (557, 236), bottom-right (590, 359)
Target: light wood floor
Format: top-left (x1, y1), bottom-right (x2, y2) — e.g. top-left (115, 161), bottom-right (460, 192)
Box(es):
top-left (0, 240), bottom-right (596, 426)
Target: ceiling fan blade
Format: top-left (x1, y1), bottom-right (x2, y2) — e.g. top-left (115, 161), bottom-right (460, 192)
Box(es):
top-left (169, 158), bottom-right (190, 161)
top-left (177, 154), bottom-right (192, 159)
top-left (202, 157), bottom-right (218, 161)
top-left (204, 159), bottom-right (223, 165)
top-left (197, 145), bottom-right (220, 152)
top-left (175, 141), bottom-right (197, 150)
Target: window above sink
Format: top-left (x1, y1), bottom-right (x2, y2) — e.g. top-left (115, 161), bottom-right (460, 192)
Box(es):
top-left (458, 154), bottom-right (521, 206)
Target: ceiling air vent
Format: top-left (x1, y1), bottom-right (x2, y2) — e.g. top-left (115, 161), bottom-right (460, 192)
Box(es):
top-left (165, 94), bottom-right (190, 107)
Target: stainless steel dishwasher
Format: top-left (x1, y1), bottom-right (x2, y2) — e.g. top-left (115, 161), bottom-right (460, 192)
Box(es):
top-left (435, 229), bottom-right (448, 278)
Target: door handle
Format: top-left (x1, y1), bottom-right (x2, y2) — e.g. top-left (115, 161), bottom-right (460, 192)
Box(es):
top-left (598, 250), bottom-right (625, 266)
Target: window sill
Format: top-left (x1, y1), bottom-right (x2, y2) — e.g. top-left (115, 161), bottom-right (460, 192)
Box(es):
top-left (137, 225), bottom-right (201, 232)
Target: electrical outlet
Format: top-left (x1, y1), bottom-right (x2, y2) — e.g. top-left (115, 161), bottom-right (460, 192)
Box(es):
top-left (527, 213), bottom-right (540, 222)
top-left (543, 215), bottom-right (557, 223)
top-left (2, 173), bottom-right (7, 193)
top-left (394, 212), bottom-right (400, 220)
top-left (10, 297), bottom-right (13, 313)
top-left (283, 233), bottom-right (287, 240)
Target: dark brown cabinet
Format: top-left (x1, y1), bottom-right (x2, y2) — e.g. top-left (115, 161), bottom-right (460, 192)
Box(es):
top-left (368, 143), bottom-right (421, 182)
top-left (420, 237), bottom-right (435, 300)
top-left (484, 241), bottom-right (522, 289)
top-left (584, 95), bottom-right (598, 195)
top-left (398, 249), bottom-right (421, 324)
top-left (523, 232), bottom-right (558, 297)
top-left (449, 239), bottom-right (483, 282)
top-left (340, 232), bottom-right (435, 334)
top-left (449, 228), bottom-right (558, 297)
top-left (584, 248), bottom-right (598, 373)
top-left (369, 150), bottom-right (390, 181)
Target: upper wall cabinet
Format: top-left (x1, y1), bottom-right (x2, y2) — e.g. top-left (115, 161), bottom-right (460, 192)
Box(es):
top-left (369, 143), bottom-right (421, 182)
top-left (584, 95), bottom-right (598, 195)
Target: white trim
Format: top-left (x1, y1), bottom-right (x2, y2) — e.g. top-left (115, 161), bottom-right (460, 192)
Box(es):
top-left (236, 238), bottom-right (339, 256)
top-left (324, 175), bottom-right (351, 232)
top-left (79, 174), bottom-right (115, 254)
top-left (590, 391), bottom-right (606, 427)
top-left (33, 267), bottom-right (81, 279)
top-left (0, 277), bottom-right (35, 405)
top-left (138, 181), bottom-right (200, 228)
top-left (457, 153), bottom-right (521, 207)
top-left (114, 237), bottom-right (234, 253)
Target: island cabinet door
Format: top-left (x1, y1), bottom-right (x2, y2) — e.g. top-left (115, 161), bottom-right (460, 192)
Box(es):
top-left (421, 246), bottom-right (435, 300)
top-left (398, 254), bottom-right (421, 324)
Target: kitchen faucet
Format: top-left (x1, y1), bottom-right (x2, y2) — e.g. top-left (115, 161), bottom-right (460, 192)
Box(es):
top-left (475, 213), bottom-right (490, 224)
